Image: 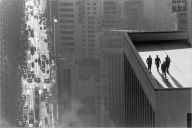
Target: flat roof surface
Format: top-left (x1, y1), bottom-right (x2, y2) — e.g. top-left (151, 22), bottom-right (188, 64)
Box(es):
top-left (139, 47), bottom-right (192, 89)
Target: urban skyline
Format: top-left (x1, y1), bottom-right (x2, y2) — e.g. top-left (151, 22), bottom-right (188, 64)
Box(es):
top-left (0, 0), bottom-right (192, 127)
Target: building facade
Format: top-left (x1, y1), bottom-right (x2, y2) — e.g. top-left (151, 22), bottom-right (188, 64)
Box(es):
top-left (56, 0), bottom-right (102, 126)
top-left (188, 0), bottom-right (192, 45)
top-left (101, 0), bottom-right (121, 29)
top-left (144, 0), bottom-right (176, 31)
top-left (123, 0), bottom-right (144, 30)
top-left (172, 0), bottom-right (188, 30)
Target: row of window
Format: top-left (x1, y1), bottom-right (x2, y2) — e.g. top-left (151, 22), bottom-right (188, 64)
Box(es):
top-left (60, 31), bottom-right (74, 34)
top-left (172, 5), bottom-right (187, 12)
top-left (60, 25), bottom-right (74, 29)
top-left (59, 2), bottom-right (73, 6)
top-left (60, 14), bottom-right (74, 18)
top-left (60, 8), bottom-right (73, 12)
top-left (87, 2), bottom-right (97, 5)
top-left (60, 36), bottom-right (74, 40)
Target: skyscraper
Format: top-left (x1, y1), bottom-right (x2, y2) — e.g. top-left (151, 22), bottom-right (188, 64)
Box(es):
top-left (56, 0), bottom-right (79, 124)
top-left (56, 0), bottom-right (102, 126)
top-left (123, 0), bottom-right (144, 30)
top-left (144, 0), bottom-right (176, 31)
top-left (101, 0), bottom-right (121, 29)
top-left (172, 0), bottom-right (188, 30)
top-left (188, 0), bottom-right (192, 45)
top-left (99, 32), bottom-right (126, 126)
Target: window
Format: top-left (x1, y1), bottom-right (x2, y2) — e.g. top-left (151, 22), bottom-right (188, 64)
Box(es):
top-left (60, 14), bottom-right (74, 18)
top-left (60, 37), bottom-right (74, 40)
top-left (60, 20), bottom-right (74, 23)
top-left (187, 113), bottom-right (192, 128)
top-left (60, 2), bottom-right (73, 6)
top-left (60, 25), bottom-right (74, 29)
top-left (60, 31), bottom-right (74, 34)
top-left (60, 8), bottom-right (73, 12)
top-left (172, 6), bottom-right (177, 12)
top-left (60, 42), bottom-right (74, 46)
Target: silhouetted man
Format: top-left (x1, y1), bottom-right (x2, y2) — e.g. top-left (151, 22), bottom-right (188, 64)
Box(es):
top-left (165, 55), bottom-right (171, 73)
top-left (161, 61), bottom-right (167, 78)
top-left (146, 55), bottom-right (152, 73)
top-left (155, 55), bottom-right (161, 71)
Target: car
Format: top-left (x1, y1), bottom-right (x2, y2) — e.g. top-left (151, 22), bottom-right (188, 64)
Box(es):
top-left (29, 124), bottom-right (33, 128)
top-left (31, 62), bottom-right (34, 68)
top-left (46, 70), bottom-right (49, 74)
top-left (44, 78), bottom-right (51, 84)
top-left (23, 73), bottom-right (27, 79)
top-left (30, 47), bottom-right (34, 55)
top-left (34, 78), bottom-right (41, 83)
top-left (27, 78), bottom-right (33, 83)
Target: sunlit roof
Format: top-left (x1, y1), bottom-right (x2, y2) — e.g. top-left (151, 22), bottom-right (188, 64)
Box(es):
top-left (139, 47), bottom-right (192, 89)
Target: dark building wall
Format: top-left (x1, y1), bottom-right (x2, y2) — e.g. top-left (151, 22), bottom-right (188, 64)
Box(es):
top-left (124, 54), bottom-right (155, 127)
top-left (156, 89), bottom-right (192, 127)
top-left (1, 1), bottom-right (23, 126)
top-left (57, 62), bottom-right (72, 123)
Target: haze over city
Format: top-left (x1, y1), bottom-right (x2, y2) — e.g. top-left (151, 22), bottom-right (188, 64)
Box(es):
top-left (0, 0), bottom-right (192, 128)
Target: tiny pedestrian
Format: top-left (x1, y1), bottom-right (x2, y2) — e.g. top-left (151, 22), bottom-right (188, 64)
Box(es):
top-left (146, 55), bottom-right (152, 73)
top-left (161, 61), bottom-right (167, 78)
top-left (155, 55), bottom-right (161, 71)
top-left (165, 55), bottom-right (171, 74)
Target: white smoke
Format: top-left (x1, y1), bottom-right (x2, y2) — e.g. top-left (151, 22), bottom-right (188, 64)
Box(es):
top-left (0, 117), bottom-right (12, 128)
top-left (56, 98), bottom-right (83, 128)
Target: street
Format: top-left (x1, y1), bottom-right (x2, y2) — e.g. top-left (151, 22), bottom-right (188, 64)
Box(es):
top-left (17, 0), bottom-right (56, 127)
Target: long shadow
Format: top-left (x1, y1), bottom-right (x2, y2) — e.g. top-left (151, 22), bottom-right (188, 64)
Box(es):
top-left (157, 71), bottom-right (174, 88)
top-left (168, 73), bottom-right (183, 88)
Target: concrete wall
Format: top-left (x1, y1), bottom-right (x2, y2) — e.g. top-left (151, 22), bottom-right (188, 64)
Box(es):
top-left (128, 31), bottom-right (188, 42)
top-left (155, 89), bottom-right (192, 127)
top-left (122, 32), bottom-right (157, 109)
top-left (188, 0), bottom-right (192, 46)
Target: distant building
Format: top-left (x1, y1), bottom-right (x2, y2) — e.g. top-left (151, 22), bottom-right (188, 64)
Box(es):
top-left (144, 0), bottom-right (176, 31)
top-left (172, 0), bottom-right (188, 30)
top-left (56, 0), bottom-right (79, 124)
top-left (56, 0), bottom-right (102, 126)
top-left (100, 30), bottom-right (192, 127)
top-left (188, 0), bottom-right (192, 45)
top-left (101, 0), bottom-right (121, 29)
top-left (0, 0), bottom-right (23, 126)
top-left (99, 32), bottom-right (128, 126)
top-left (123, 0), bottom-right (144, 30)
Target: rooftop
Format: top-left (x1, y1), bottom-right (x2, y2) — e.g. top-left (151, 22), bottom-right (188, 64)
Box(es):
top-left (130, 32), bottom-right (192, 89)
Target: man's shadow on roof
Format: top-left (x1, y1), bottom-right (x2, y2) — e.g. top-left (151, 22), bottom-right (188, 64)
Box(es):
top-left (157, 71), bottom-right (174, 88)
top-left (168, 73), bottom-right (183, 88)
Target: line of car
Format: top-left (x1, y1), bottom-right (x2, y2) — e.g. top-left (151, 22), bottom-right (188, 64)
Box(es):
top-left (17, 0), bottom-right (55, 127)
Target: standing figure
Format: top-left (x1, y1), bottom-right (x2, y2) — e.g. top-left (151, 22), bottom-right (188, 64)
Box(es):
top-left (146, 55), bottom-right (152, 73)
top-left (155, 55), bottom-right (161, 71)
top-left (165, 55), bottom-right (171, 73)
top-left (161, 61), bottom-right (167, 79)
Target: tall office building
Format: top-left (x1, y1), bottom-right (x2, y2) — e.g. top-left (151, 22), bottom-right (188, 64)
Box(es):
top-left (188, 0), bottom-right (192, 45)
top-left (123, 0), bottom-right (145, 30)
top-left (0, 0), bottom-right (23, 126)
top-left (98, 30), bottom-right (192, 127)
top-left (99, 32), bottom-right (127, 126)
top-left (0, 1), bottom-right (3, 120)
top-left (101, 0), bottom-right (121, 29)
top-left (172, 0), bottom-right (188, 30)
top-left (56, 0), bottom-right (102, 126)
top-left (77, 0), bottom-right (101, 60)
top-left (144, 0), bottom-right (176, 31)
top-left (56, 0), bottom-right (79, 124)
